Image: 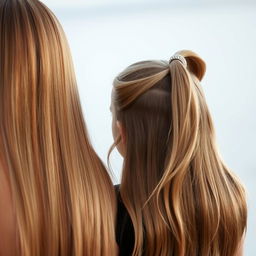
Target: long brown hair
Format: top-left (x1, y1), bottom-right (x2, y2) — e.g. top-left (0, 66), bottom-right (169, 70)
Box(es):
top-left (111, 50), bottom-right (247, 255)
top-left (0, 0), bottom-right (117, 255)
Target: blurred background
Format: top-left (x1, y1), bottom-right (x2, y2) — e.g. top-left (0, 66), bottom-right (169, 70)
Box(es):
top-left (42, 0), bottom-right (255, 254)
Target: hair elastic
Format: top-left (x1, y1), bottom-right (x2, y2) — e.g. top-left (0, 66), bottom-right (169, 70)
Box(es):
top-left (169, 54), bottom-right (187, 67)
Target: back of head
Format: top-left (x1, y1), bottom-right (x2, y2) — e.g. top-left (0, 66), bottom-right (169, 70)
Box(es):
top-left (112, 50), bottom-right (247, 255)
top-left (0, 0), bottom-right (116, 255)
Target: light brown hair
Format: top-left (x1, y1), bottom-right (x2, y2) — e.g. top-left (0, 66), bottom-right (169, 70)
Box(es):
top-left (0, 0), bottom-right (117, 255)
top-left (111, 50), bottom-right (247, 255)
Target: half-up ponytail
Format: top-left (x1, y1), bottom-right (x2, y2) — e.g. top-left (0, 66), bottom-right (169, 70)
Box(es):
top-left (158, 51), bottom-right (206, 188)
top-left (112, 50), bottom-right (246, 256)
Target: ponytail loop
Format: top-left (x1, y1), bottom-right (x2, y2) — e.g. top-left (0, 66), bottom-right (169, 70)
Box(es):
top-left (177, 50), bottom-right (206, 81)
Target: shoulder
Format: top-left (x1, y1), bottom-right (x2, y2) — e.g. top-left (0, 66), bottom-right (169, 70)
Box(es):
top-left (114, 184), bottom-right (125, 218)
top-left (114, 184), bottom-right (120, 194)
top-left (115, 184), bottom-right (135, 256)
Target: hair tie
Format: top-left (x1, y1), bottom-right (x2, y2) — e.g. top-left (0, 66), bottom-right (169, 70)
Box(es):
top-left (169, 54), bottom-right (187, 67)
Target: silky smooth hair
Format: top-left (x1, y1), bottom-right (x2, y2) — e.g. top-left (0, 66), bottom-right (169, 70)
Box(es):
top-left (111, 50), bottom-right (247, 255)
top-left (0, 0), bottom-right (117, 255)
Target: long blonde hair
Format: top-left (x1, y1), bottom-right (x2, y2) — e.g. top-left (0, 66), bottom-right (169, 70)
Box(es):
top-left (111, 50), bottom-right (247, 255)
top-left (0, 0), bottom-right (116, 255)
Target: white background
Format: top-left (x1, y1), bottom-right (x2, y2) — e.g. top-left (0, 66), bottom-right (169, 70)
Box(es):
top-left (42, 0), bottom-right (256, 254)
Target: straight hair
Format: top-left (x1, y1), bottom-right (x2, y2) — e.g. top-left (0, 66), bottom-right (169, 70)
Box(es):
top-left (0, 0), bottom-right (117, 255)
